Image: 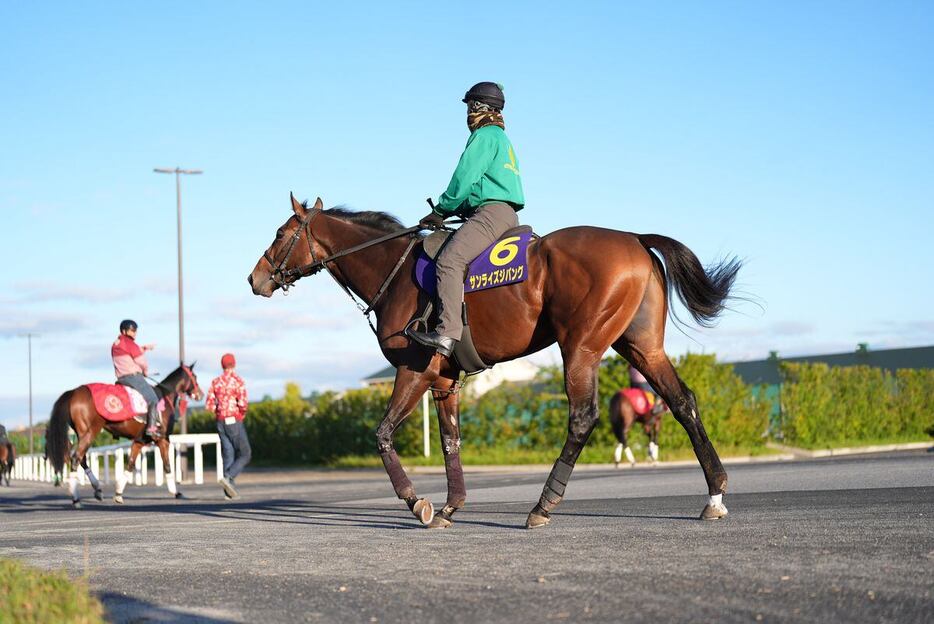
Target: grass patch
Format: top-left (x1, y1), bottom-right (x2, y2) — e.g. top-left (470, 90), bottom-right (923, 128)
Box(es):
top-left (0, 558), bottom-right (104, 624)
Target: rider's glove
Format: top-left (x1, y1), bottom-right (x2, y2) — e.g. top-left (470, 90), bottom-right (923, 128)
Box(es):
top-left (419, 211), bottom-right (445, 230)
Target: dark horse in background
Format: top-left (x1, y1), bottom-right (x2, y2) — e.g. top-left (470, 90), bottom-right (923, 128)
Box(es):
top-left (250, 195), bottom-right (740, 528)
top-left (46, 365), bottom-right (202, 508)
top-left (0, 441), bottom-right (14, 486)
top-left (609, 389), bottom-right (669, 467)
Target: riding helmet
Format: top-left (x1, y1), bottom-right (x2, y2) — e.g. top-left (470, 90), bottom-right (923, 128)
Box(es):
top-left (462, 82), bottom-right (505, 110)
top-left (119, 319), bottom-right (138, 332)
top-left (221, 353), bottom-right (236, 369)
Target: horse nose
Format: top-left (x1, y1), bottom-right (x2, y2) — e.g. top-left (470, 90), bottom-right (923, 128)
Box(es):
top-left (247, 274), bottom-right (254, 287)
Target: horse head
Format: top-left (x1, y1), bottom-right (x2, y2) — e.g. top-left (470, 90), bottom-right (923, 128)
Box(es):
top-left (162, 363), bottom-right (204, 402)
top-left (249, 194), bottom-right (326, 297)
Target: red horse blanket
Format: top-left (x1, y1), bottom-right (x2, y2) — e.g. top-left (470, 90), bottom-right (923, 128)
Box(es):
top-left (621, 388), bottom-right (656, 416)
top-left (86, 383), bottom-right (164, 422)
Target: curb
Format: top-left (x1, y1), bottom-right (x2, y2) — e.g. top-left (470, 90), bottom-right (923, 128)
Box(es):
top-left (766, 441), bottom-right (933, 459)
top-left (408, 453), bottom-right (798, 475)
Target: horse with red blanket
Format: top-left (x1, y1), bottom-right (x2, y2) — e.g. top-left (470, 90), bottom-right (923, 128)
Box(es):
top-left (609, 388), bottom-right (669, 466)
top-left (46, 364), bottom-right (202, 508)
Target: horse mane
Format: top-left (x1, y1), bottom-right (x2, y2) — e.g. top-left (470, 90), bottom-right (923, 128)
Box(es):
top-left (303, 201), bottom-right (410, 235)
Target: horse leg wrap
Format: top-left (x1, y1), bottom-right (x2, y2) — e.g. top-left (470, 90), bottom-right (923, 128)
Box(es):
top-left (165, 472), bottom-right (177, 495)
top-left (538, 460), bottom-right (574, 513)
top-left (116, 470), bottom-right (132, 495)
top-left (613, 444), bottom-right (623, 464)
top-left (68, 473), bottom-right (79, 501)
top-left (443, 452), bottom-right (466, 508)
top-left (84, 467), bottom-right (100, 490)
top-left (380, 451), bottom-right (415, 500)
top-left (648, 442), bottom-right (659, 462)
top-left (625, 446), bottom-right (636, 465)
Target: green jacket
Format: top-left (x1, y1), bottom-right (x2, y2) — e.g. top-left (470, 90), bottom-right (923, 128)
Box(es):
top-left (436, 125), bottom-right (525, 216)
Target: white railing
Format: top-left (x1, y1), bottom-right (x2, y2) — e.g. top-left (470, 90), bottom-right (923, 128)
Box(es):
top-left (11, 433), bottom-right (223, 486)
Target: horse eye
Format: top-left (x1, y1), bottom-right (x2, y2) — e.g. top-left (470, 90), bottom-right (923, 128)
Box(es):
top-left (275, 230), bottom-right (284, 240)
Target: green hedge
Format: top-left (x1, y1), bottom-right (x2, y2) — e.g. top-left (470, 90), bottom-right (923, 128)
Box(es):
top-left (187, 382), bottom-right (433, 464)
top-left (779, 362), bottom-right (934, 447)
top-left (461, 353), bottom-right (770, 455)
top-left (188, 354), bottom-right (769, 465)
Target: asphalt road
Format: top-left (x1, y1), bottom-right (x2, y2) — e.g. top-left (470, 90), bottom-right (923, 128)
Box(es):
top-left (2, 451), bottom-right (933, 623)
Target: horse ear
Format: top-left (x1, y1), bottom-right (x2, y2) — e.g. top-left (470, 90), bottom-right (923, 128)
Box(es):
top-left (313, 197), bottom-right (323, 211)
top-left (189, 361), bottom-right (196, 371)
top-left (291, 192), bottom-right (306, 218)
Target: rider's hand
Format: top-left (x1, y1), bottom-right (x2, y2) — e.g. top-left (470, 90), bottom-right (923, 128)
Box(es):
top-left (419, 211), bottom-right (445, 230)
top-left (143, 343), bottom-right (156, 351)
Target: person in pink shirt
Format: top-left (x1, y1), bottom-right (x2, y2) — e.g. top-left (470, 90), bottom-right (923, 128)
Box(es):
top-left (112, 320), bottom-right (161, 439)
top-left (205, 353), bottom-right (251, 499)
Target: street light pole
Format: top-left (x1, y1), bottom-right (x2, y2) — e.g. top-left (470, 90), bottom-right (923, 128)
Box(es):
top-left (154, 167), bottom-right (201, 435)
top-left (18, 333), bottom-right (38, 456)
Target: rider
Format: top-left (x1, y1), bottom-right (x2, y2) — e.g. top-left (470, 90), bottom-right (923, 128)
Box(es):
top-left (111, 320), bottom-right (161, 439)
top-left (409, 82), bottom-right (525, 357)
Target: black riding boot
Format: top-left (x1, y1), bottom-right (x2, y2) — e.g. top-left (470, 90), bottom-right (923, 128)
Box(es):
top-left (145, 406), bottom-right (162, 440)
top-left (407, 329), bottom-right (456, 357)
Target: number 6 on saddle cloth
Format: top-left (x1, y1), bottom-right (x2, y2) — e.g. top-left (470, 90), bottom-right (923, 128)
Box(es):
top-left (407, 225), bottom-right (535, 373)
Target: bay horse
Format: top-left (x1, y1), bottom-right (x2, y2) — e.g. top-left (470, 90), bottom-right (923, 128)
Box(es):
top-left (609, 389), bottom-right (668, 467)
top-left (46, 365), bottom-right (203, 508)
top-left (249, 195), bottom-right (740, 527)
top-left (0, 441), bottom-right (14, 486)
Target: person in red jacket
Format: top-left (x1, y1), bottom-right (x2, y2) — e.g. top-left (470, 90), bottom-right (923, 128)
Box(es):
top-left (206, 353), bottom-right (251, 499)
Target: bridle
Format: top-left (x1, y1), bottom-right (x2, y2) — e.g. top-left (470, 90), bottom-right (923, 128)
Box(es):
top-left (155, 365), bottom-right (202, 401)
top-left (261, 205), bottom-right (422, 333)
top-left (263, 205), bottom-right (325, 292)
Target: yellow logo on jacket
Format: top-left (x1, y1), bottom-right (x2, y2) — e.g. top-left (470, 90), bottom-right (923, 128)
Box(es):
top-left (504, 146), bottom-right (520, 176)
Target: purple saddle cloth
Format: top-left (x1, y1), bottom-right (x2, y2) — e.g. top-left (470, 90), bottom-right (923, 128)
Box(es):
top-left (414, 227), bottom-right (534, 295)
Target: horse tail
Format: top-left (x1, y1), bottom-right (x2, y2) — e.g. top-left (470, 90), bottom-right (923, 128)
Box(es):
top-left (7, 442), bottom-right (14, 466)
top-left (608, 391), bottom-right (625, 443)
top-left (47, 390), bottom-right (74, 475)
top-left (637, 234), bottom-right (741, 328)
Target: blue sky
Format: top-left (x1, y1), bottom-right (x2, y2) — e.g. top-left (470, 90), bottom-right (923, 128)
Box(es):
top-left (1, 1), bottom-right (932, 429)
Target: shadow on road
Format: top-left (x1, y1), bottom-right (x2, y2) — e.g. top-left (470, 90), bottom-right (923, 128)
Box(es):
top-left (99, 591), bottom-right (238, 624)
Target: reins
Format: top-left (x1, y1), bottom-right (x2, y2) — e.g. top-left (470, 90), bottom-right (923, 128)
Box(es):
top-left (265, 206), bottom-right (433, 334)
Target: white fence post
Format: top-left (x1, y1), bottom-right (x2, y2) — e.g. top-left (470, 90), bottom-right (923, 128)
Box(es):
top-left (194, 443), bottom-right (204, 485)
top-left (8, 434), bottom-right (222, 486)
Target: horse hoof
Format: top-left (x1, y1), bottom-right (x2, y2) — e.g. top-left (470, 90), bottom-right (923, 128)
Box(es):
top-left (525, 511), bottom-right (551, 529)
top-left (700, 502), bottom-right (729, 520)
top-left (412, 498), bottom-right (434, 525)
top-left (94, 490), bottom-right (103, 501)
top-left (72, 501), bottom-right (82, 510)
top-left (113, 496), bottom-right (124, 505)
top-left (175, 492), bottom-right (184, 499)
top-left (426, 515), bottom-right (453, 529)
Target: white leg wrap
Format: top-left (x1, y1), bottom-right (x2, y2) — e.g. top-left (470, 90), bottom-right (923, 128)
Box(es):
top-left (624, 447), bottom-right (636, 465)
top-left (648, 442), bottom-right (659, 462)
top-left (166, 473), bottom-right (177, 495)
top-left (709, 494), bottom-right (722, 506)
top-left (116, 469), bottom-right (132, 495)
top-left (613, 444), bottom-right (623, 464)
top-left (68, 473), bottom-right (79, 500)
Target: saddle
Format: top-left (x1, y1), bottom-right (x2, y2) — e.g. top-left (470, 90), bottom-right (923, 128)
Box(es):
top-left (622, 388), bottom-right (656, 416)
top-left (409, 225), bottom-right (536, 374)
top-left (86, 383), bottom-right (166, 423)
